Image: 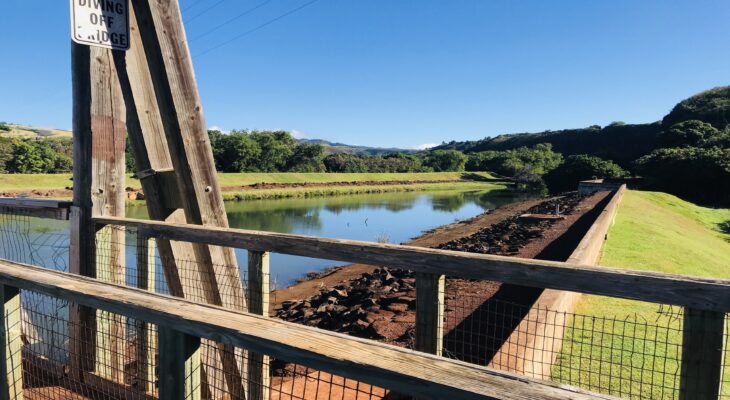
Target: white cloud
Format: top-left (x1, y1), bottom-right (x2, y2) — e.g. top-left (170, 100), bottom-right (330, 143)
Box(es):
top-left (290, 129), bottom-right (307, 139)
top-left (414, 143), bottom-right (438, 150)
top-left (208, 125), bottom-right (230, 133)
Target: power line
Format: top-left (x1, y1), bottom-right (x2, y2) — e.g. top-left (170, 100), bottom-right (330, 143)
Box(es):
top-left (182, 0), bottom-right (208, 12)
top-left (186, 0), bottom-right (228, 24)
top-left (193, 0), bottom-right (321, 58)
top-left (190, 0), bottom-right (275, 43)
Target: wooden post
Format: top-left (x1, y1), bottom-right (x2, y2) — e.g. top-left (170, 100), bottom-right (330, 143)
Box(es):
top-left (71, 39), bottom-right (128, 384)
top-left (679, 308), bottom-right (724, 399)
top-left (0, 285), bottom-right (23, 400)
top-left (136, 232), bottom-right (157, 394)
top-left (159, 327), bottom-right (201, 400)
top-left (415, 273), bottom-right (445, 356)
top-left (247, 251), bottom-right (271, 400)
top-left (118, 1), bottom-right (248, 397)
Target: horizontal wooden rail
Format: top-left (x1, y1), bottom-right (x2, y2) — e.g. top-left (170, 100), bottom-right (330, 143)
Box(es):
top-left (0, 198), bottom-right (72, 220)
top-left (95, 216), bottom-right (730, 313)
top-left (0, 259), bottom-right (614, 400)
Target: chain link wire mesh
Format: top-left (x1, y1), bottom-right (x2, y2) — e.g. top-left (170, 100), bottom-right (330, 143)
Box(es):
top-left (1, 205), bottom-right (729, 399)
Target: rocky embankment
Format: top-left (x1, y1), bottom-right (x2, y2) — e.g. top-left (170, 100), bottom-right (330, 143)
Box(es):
top-left (275, 192), bottom-right (588, 346)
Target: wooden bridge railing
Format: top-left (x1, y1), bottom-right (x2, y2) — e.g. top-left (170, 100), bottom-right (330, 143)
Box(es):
top-left (0, 259), bottom-right (615, 400)
top-left (1, 196), bottom-right (728, 398)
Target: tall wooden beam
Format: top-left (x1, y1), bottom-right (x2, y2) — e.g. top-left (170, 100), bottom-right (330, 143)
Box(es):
top-left (70, 42), bottom-right (127, 383)
top-left (0, 285), bottom-right (23, 400)
top-left (116, 1), bottom-right (248, 397)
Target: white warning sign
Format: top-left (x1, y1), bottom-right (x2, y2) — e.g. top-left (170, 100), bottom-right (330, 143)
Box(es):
top-left (70, 0), bottom-right (130, 50)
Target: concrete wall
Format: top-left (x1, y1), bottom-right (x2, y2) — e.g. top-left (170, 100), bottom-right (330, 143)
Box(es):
top-left (578, 180), bottom-right (624, 195)
top-left (487, 185), bottom-right (626, 380)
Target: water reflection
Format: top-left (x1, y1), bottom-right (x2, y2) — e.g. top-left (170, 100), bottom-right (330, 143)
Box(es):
top-left (95, 188), bottom-right (536, 286)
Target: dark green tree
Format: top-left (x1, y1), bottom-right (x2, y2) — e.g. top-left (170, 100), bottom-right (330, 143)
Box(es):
top-left (543, 154), bottom-right (627, 193)
top-left (635, 147), bottom-right (730, 206)
top-left (423, 150), bottom-right (467, 172)
top-left (660, 120), bottom-right (720, 148)
top-left (286, 143), bottom-right (325, 172)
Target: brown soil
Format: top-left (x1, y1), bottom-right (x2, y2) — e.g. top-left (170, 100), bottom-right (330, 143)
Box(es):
top-left (1, 177), bottom-right (505, 200)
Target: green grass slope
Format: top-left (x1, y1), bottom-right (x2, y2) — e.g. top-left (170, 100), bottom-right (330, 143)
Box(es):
top-left (553, 190), bottom-right (730, 398)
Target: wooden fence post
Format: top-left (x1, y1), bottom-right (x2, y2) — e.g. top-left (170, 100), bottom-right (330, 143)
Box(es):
top-left (679, 308), bottom-right (724, 399)
top-left (415, 273), bottom-right (445, 356)
top-left (71, 27), bottom-right (128, 382)
top-left (136, 232), bottom-right (157, 394)
top-left (248, 251), bottom-right (271, 400)
top-left (159, 327), bottom-right (201, 400)
top-left (0, 285), bottom-right (23, 400)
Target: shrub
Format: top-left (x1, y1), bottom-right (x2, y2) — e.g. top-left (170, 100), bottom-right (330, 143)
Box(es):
top-left (544, 154), bottom-right (627, 193)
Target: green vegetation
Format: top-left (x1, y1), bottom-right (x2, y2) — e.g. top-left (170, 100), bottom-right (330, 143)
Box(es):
top-left (543, 155), bottom-right (627, 193)
top-left (0, 137), bottom-right (72, 173)
top-left (553, 190), bottom-right (730, 397)
top-left (219, 181), bottom-right (504, 201)
top-left (662, 86), bottom-right (730, 129)
top-left (0, 171), bottom-right (501, 201)
top-left (466, 143), bottom-right (563, 189)
top-left (438, 85), bottom-right (730, 206)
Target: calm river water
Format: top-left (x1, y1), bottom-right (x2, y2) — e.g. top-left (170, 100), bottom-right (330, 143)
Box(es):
top-left (12, 188), bottom-right (533, 287)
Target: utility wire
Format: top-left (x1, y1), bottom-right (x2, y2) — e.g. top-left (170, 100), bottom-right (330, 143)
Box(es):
top-left (186, 0), bottom-right (228, 24)
top-left (193, 0), bottom-right (321, 58)
top-left (182, 0), bottom-right (208, 12)
top-left (190, 0), bottom-right (275, 43)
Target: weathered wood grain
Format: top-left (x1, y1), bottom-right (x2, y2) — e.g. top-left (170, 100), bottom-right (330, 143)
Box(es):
top-left (0, 285), bottom-right (23, 400)
top-left (95, 215), bottom-right (730, 313)
top-left (415, 273), bottom-right (445, 356)
top-left (136, 233), bottom-right (157, 395)
top-left (247, 251), bottom-right (270, 400)
top-left (0, 260), bottom-right (616, 400)
top-left (679, 308), bottom-right (724, 399)
top-left (159, 327), bottom-right (201, 400)
top-left (0, 199), bottom-right (71, 220)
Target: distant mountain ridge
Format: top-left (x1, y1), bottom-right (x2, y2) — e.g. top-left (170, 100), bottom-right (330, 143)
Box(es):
top-left (298, 138), bottom-right (416, 156)
top-left (434, 85), bottom-right (730, 167)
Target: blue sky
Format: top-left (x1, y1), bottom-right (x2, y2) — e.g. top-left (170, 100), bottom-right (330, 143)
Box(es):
top-left (1, 1), bottom-right (729, 149)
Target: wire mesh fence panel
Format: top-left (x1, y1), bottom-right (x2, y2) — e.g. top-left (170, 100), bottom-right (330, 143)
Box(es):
top-left (0, 206), bottom-right (69, 272)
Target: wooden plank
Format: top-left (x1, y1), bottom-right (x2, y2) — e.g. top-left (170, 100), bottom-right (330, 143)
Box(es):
top-left (69, 42), bottom-right (98, 381)
top-left (415, 273), bottom-right (445, 356)
top-left (127, 0), bottom-right (246, 311)
top-left (247, 251), bottom-right (270, 400)
top-left (158, 327), bottom-right (201, 400)
top-left (84, 42), bottom-right (128, 384)
top-left (0, 260), bottom-right (617, 400)
top-left (136, 232), bottom-right (157, 394)
top-left (95, 216), bottom-right (730, 313)
top-left (0, 285), bottom-right (23, 400)
top-left (0, 198), bottom-right (72, 220)
top-left (679, 308), bottom-right (724, 399)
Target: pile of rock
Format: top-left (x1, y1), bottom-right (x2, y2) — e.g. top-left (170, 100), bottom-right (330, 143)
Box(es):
top-left (438, 193), bottom-right (585, 255)
top-left (276, 267), bottom-right (417, 345)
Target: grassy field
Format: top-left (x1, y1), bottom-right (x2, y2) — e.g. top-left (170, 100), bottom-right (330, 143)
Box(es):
top-left (0, 172), bottom-right (503, 200)
top-left (0, 124), bottom-right (71, 138)
top-left (552, 190), bottom-right (730, 398)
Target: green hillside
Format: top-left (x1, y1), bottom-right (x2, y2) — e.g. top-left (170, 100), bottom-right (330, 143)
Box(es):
top-left (553, 190), bottom-right (730, 397)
